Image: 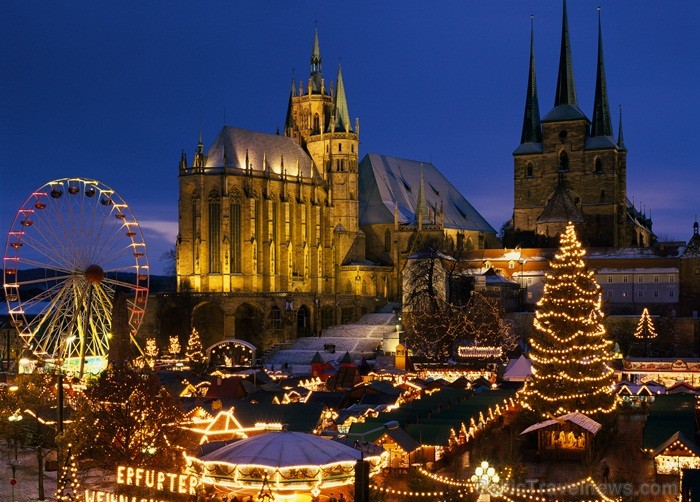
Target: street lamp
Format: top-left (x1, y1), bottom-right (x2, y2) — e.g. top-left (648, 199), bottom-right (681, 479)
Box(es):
top-left (470, 460), bottom-right (501, 501)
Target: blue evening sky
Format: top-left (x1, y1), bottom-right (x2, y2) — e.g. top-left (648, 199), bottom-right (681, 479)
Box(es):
top-left (1, 1), bottom-right (698, 274)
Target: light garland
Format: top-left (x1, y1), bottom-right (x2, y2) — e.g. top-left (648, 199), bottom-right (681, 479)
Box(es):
top-left (56, 444), bottom-right (81, 501)
top-left (633, 308), bottom-right (658, 339)
top-left (185, 327), bottom-right (206, 364)
top-left (521, 223), bottom-right (617, 417)
top-left (419, 466), bottom-right (619, 502)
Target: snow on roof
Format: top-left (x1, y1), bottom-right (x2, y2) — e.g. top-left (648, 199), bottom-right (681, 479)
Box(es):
top-left (503, 355), bottom-right (531, 382)
top-left (199, 430), bottom-right (360, 466)
top-left (595, 268), bottom-right (678, 274)
top-left (586, 248), bottom-right (682, 259)
top-left (521, 412), bottom-right (602, 436)
top-left (203, 126), bottom-right (317, 178)
top-left (358, 153), bottom-right (496, 233)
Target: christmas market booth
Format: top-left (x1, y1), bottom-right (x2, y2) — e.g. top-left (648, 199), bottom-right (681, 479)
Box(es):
top-left (651, 432), bottom-right (700, 475)
top-left (186, 430), bottom-right (386, 498)
top-left (520, 412), bottom-right (601, 460)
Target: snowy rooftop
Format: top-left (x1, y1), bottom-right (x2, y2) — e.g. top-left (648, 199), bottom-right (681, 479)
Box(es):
top-left (521, 412), bottom-right (602, 436)
top-left (202, 126), bottom-right (317, 178)
top-left (358, 153), bottom-right (496, 233)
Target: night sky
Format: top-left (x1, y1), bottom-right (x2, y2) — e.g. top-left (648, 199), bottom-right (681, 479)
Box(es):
top-left (1, 1), bottom-right (698, 274)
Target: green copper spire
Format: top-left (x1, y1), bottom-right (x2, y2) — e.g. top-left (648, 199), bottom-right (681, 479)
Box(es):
top-left (617, 105), bottom-right (626, 150)
top-left (520, 16), bottom-right (542, 144)
top-left (554, 0), bottom-right (577, 107)
top-left (309, 28), bottom-right (323, 94)
top-left (591, 8), bottom-right (613, 137)
top-left (330, 64), bottom-right (352, 133)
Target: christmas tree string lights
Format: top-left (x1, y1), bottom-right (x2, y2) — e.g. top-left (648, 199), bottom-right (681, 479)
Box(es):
top-left (185, 327), bottom-right (206, 364)
top-left (55, 444), bottom-right (81, 501)
top-left (521, 223), bottom-right (618, 417)
top-left (634, 307), bottom-right (657, 340)
top-left (168, 336), bottom-right (181, 357)
top-left (634, 307), bottom-right (657, 356)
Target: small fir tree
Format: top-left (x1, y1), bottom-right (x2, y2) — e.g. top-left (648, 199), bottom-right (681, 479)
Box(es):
top-left (168, 336), bottom-right (181, 358)
top-left (55, 445), bottom-right (81, 501)
top-left (522, 223), bottom-right (617, 417)
top-left (185, 327), bottom-right (206, 364)
top-left (634, 308), bottom-right (657, 340)
top-left (634, 307), bottom-right (658, 356)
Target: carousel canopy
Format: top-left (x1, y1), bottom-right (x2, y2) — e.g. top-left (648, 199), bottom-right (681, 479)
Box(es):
top-left (199, 431), bottom-right (361, 467)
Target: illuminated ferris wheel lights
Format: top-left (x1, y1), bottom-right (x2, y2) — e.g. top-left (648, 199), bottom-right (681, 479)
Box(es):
top-left (4, 177), bottom-right (149, 374)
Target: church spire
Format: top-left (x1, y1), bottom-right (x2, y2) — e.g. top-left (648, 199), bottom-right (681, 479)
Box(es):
top-left (330, 64), bottom-right (352, 133)
top-left (285, 74), bottom-right (296, 134)
top-left (309, 28), bottom-right (323, 94)
top-left (554, 0), bottom-right (577, 107)
top-left (193, 128), bottom-right (205, 169)
top-left (520, 16), bottom-right (542, 145)
top-left (591, 8), bottom-right (613, 137)
top-left (617, 104), bottom-right (627, 150)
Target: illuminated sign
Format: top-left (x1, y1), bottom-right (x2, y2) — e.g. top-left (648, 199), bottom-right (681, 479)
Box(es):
top-left (84, 489), bottom-right (170, 502)
top-left (116, 466), bottom-right (199, 496)
top-left (456, 345), bottom-right (502, 359)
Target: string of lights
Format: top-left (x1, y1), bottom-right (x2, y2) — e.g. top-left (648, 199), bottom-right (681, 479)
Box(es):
top-left (521, 223), bottom-right (618, 417)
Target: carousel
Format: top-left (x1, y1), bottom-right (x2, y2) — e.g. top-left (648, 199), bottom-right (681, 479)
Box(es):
top-left (186, 430), bottom-right (386, 499)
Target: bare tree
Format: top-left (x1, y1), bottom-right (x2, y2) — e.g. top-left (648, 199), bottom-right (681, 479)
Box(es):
top-left (159, 246), bottom-right (176, 276)
top-left (402, 235), bottom-right (517, 362)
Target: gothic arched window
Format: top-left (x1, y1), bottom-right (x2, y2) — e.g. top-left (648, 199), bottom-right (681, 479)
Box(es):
top-left (313, 114), bottom-right (320, 134)
top-left (526, 162), bottom-right (533, 178)
top-left (230, 197), bottom-right (241, 273)
top-left (594, 157), bottom-right (603, 173)
top-left (208, 190), bottom-right (221, 273)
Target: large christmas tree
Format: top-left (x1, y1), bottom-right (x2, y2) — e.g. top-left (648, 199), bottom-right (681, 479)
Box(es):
top-left (522, 223), bottom-right (617, 417)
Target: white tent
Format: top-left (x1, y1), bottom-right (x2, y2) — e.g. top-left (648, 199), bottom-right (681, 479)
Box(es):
top-left (503, 355), bottom-right (531, 382)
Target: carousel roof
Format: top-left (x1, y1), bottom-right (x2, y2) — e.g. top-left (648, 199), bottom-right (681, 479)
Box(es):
top-left (199, 431), bottom-right (361, 467)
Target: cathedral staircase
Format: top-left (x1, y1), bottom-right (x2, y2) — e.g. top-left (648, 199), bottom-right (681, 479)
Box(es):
top-left (267, 313), bottom-right (397, 366)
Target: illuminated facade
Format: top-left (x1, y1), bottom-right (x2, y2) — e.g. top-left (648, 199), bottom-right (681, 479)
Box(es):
top-left (509, 4), bottom-right (654, 248)
top-left (169, 30), bottom-right (497, 350)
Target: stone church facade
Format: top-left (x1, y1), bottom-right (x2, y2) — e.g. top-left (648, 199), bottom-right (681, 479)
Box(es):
top-left (508, 4), bottom-right (654, 248)
top-left (157, 31), bottom-right (497, 352)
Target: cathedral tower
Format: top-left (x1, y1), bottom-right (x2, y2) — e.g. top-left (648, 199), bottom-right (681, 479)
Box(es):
top-left (512, 2), bottom-right (653, 248)
top-left (284, 30), bottom-right (364, 274)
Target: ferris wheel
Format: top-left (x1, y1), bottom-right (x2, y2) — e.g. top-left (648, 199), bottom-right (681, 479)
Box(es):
top-left (3, 178), bottom-right (148, 376)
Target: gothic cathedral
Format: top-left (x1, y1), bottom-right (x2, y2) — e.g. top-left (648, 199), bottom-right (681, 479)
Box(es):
top-left (173, 29), bottom-right (497, 349)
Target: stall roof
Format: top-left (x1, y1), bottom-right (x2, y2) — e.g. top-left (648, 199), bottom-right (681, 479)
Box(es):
top-left (521, 413), bottom-right (602, 436)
